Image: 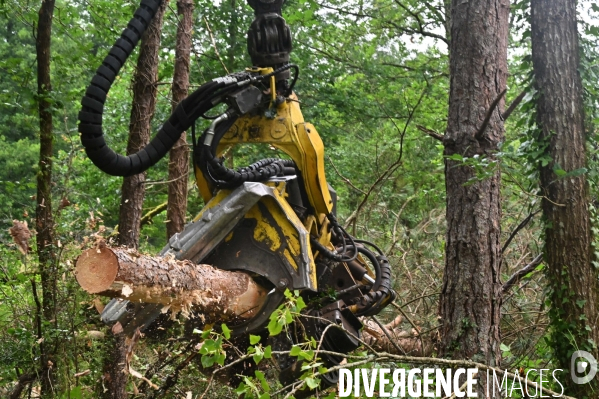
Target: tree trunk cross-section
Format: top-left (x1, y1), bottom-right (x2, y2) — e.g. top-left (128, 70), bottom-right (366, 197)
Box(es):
top-left (439, 0), bottom-right (509, 385)
top-left (75, 246), bottom-right (267, 322)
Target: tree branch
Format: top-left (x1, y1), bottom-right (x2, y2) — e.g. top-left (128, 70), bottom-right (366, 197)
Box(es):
top-left (475, 88), bottom-right (507, 140)
top-left (417, 124), bottom-right (444, 141)
top-left (9, 372), bottom-right (38, 399)
top-left (502, 89), bottom-right (527, 121)
top-left (140, 202), bottom-right (168, 227)
top-left (501, 209), bottom-right (540, 254)
top-left (502, 253), bottom-right (543, 295)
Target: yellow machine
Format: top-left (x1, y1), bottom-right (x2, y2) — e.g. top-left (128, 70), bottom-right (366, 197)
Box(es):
top-left (78, 0), bottom-right (395, 387)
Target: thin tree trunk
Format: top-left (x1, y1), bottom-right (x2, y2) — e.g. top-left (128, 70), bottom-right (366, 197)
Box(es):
top-left (226, 0), bottom-right (238, 69)
top-left (439, 0), bottom-right (509, 393)
top-left (35, 0), bottom-right (57, 395)
top-left (166, 0), bottom-right (193, 239)
top-left (531, 0), bottom-right (599, 395)
top-left (118, 0), bottom-right (168, 248)
top-left (109, 2), bottom-right (167, 398)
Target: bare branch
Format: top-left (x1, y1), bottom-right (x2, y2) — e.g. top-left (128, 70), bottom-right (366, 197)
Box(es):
top-left (502, 89), bottom-right (527, 121)
top-left (501, 209), bottom-right (541, 254)
top-left (417, 124), bottom-right (444, 141)
top-left (203, 17), bottom-right (229, 74)
top-left (502, 254), bottom-right (543, 295)
top-left (475, 88), bottom-right (507, 140)
top-left (9, 372), bottom-right (38, 399)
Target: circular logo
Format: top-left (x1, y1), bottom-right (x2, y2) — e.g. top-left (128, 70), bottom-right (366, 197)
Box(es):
top-left (571, 350), bottom-right (598, 384)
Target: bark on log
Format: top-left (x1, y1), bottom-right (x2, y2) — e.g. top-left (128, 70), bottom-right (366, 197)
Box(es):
top-left (75, 245), bottom-right (426, 357)
top-left (75, 245), bottom-right (267, 321)
top-left (362, 316), bottom-right (433, 356)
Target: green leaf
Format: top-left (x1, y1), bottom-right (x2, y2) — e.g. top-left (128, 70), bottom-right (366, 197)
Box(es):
top-left (253, 345), bottom-right (264, 364)
top-left (264, 345), bottom-right (272, 359)
top-left (201, 355), bottom-right (215, 368)
top-left (268, 317), bottom-right (283, 336)
top-left (299, 349), bottom-right (314, 361)
top-left (290, 346), bottom-right (302, 356)
top-left (446, 153), bottom-right (464, 162)
top-left (255, 370), bottom-right (270, 392)
top-left (500, 343), bottom-right (510, 352)
top-left (284, 309), bottom-right (293, 324)
top-left (235, 382), bottom-right (248, 395)
top-left (215, 353), bottom-right (226, 366)
top-left (295, 296), bottom-right (306, 312)
top-left (221, 324), bottom-right (231, 339)
top-left (304, 377), bottom-right (320, 389)
top-left (301, 362), bottom-right (322, 371)
top-left (250, 334), bottom-right (261, 345)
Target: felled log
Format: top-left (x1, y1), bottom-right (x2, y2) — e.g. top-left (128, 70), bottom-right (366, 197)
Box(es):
top-left (75, 244), bottom-right (267, 321)
top-left (75, 244), bottom-right (428, 356)
top-left (362, 316), bottom-right (433, 356)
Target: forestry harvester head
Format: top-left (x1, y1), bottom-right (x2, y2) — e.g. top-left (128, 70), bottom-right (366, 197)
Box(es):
top-left (78, 0), bottom-right (395, 389)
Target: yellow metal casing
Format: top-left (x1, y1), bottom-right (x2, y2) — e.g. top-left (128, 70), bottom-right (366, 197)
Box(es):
top-left (195, 96), bottom-right (334, 217)
top-left (200, 180), bottom-right (317, 291)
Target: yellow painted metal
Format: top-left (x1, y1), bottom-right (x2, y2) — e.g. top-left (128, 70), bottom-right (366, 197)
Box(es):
top-left (193, 68), bottom-right (335, 291)
top-left (195, 96), bottom-right (334, 216)
top-left (192, 188), bottom-right (231, 222)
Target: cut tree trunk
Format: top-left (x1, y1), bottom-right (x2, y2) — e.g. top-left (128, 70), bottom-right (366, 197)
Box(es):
top-left (439, 0), bottom-right (509, 392)
top-left (531, 0), bottom-right (599, 395)
top-left (75, 246), bottom-right (267, 321)
top-left (118, 0), bottom-right (168, 248)
top-left (75, 245), bottom-right (425, 357)
top-left (166, 0), bottom-right (194, 240)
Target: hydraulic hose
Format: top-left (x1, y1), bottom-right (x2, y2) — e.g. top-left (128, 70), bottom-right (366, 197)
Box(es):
top-left (78, 0), bottom-right (238, 177)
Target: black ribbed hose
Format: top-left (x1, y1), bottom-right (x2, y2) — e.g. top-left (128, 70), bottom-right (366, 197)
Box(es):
top-left (78, 0), bottom-right (232, 176)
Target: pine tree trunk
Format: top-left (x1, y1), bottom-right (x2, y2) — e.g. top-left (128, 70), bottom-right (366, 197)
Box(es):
top-left (109, 2), bottom-right (167, 398)
top-left (439, 0), bottom-right (509, 392)
top-left (35, 0), bottom-right (57, 395)
top-left (166, 0), bottom-right (193, 239)
top-left (118, 0), bottom-right (167, 248)
top-left (75, 246), bottom-right (267, 320)
top-left (531, 0), bottom-right (599, 395)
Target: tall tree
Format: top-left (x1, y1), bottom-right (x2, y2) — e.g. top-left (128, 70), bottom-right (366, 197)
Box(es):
top-left (439, 0), bottom-right (509, 389)
top-left (166, 0), bottom-right (194, 239)
top-left (117, 0), bottom-right (168, 248)
top-left (35, 0), bottom-right (57, 395)
top-left (531, 0), bottom-right (599, 395)
top-left (106, 2), bottom-right (168, 398)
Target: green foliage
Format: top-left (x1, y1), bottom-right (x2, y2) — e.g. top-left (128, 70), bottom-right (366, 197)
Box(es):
top-left (0, 0), bottom-right (596, 396)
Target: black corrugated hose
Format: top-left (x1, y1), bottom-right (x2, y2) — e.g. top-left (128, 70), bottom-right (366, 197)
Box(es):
top-left (78, 0), bottom-right (245, 176)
